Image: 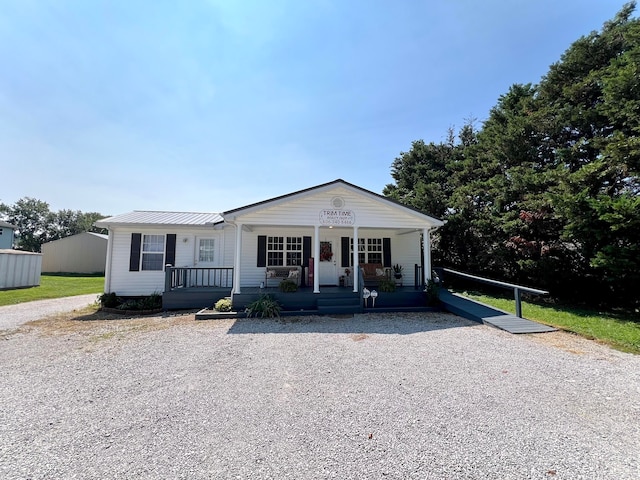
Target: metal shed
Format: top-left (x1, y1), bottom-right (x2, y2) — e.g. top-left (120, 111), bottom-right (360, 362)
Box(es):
top-left (41, 232), bottom-right (108, 274)
top-left (0, 249), bottom-right (42, 289)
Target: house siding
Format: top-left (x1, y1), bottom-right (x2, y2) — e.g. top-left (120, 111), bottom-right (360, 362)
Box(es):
top-left (239, 226), bottom-right (422, 288)
top-left (230, 186), bottom-right (438, 229)
top-left (107, 226), bottom-right (225, 295)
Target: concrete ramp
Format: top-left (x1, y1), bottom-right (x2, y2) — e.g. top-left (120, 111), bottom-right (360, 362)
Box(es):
top-left (439, 290), bottom-right (556, 334)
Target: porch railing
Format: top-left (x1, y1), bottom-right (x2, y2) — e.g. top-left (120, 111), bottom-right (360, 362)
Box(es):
top-left (439, 267), bottom-right (548, 318)
top-left (164, 266), bottom-right (234, 292)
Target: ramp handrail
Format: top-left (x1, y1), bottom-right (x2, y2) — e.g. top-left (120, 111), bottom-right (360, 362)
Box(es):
top-left (440, 268), bottom-right (548, 318)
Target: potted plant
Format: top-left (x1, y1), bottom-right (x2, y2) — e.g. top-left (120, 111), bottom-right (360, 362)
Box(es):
top-left (393, 264), bottom-right (403, 279)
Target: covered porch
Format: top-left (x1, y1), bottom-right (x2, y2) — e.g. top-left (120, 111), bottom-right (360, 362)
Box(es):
top-left (163, 265), bottom-right (435, 313)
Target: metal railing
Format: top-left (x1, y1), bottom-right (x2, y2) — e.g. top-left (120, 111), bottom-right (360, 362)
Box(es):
top-left (415, 264), bottom-right (423, 288)
top-left (165, 266), bottom-right (234, 291)
top-left (440, 267), bottom-right (548, 318)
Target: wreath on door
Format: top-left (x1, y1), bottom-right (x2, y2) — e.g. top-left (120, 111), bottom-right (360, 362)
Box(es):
top-left (320, 242), bottom-right (333, 262)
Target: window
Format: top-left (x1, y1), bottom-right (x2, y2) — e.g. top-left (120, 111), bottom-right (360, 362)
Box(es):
top-left (267, 236), bottom-right (302, 266)
top-left (198, 239), bottom-right (215, 263)
top-left (350, 237), bottom-right (383, 264)
top-left (287, 237), bottom-right (303, 266)
top-left (267, 236), bottom-right (283, 266)
top-left (141, 234), bottom-right (164, 271)
top-left (367, 238), bottom-right (383, 264)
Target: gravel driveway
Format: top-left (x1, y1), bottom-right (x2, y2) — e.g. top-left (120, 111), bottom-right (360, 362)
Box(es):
top-left (0, 294), bottom-right (98, 330)
top-left (1, 311), bottom-right (638, 479)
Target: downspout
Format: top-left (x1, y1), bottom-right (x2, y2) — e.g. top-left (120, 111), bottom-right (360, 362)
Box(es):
top-left (104, 227), bottom-right (114, 293)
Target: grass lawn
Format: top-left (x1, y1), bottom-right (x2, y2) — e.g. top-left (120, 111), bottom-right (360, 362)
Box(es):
top-left (0, 274), bottom-right (104, 307)
top-left (457, 290), bottom-right (640, 354)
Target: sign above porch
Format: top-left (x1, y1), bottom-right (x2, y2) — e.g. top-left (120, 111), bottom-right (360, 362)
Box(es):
top-left (319, 209), bottom-right (355, 226)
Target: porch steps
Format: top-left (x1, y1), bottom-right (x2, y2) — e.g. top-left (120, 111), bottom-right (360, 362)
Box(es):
top-left (316, 296), bottom-right (361, 315)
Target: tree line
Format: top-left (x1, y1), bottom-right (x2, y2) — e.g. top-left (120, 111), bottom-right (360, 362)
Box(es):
top-left (384, 3), bottom-right (640, 309)
top-left (0, 197), bottom-right (107, 252)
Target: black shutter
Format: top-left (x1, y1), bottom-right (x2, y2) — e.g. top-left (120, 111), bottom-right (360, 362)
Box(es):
top-left (257, 235), bottom-right (267, 267)
top-left (165, 234), bottom-right (176, 269)
top-left (341, 237), bottom-right (350, 267)
top-left (302, 236), bottom-right (311, 266)
top-left (129, 233), bottom-right (141, 271)
top-left (383, 237), bottom-right (391, 267)
top-left (302, 236), bottom-right (311, 287)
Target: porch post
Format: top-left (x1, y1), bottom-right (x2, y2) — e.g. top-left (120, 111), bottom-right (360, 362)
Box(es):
top-left (313, 225), bottom-right (320, 293)
top-left (352, 226), bottom-right (359, 292)
top-left (423, 227), bottom-right (432, 287)
top-left (234, 223), bottom-right (242, 294)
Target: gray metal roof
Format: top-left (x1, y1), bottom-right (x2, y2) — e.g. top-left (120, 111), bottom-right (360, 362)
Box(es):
top-left (86, 232), bottom-right (109, 240)
top-left (95, 211), bottom-right (223, 227)
top-left (0, 221), bottom-right (16, 229)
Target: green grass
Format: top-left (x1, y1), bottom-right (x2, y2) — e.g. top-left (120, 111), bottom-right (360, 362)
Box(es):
top-left (0, 274), bottom-right (104, 306)
top-left (457, 290), bottom-right (640, 354)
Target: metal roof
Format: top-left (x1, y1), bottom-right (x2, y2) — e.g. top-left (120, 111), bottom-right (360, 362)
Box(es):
top-left (95, 211), bottom-right (223, 227)
top-left (0, 221), bottom-right (16, 229)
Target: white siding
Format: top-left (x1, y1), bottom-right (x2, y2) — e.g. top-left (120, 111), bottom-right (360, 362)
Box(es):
top-left (106, 226), bottom-right (227, 295)
top-left (237, 227), bottom-right (423, 288)
top-left (231, 185), bottom-right (439, 229)
top-left (239, 227), bottom-right (314, 288)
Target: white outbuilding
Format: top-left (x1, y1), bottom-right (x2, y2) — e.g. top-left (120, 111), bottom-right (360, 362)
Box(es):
top-left (41, 232), bottom-right (108, 273)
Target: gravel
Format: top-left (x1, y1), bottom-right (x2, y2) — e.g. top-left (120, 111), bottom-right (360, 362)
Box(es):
top-left (0, 294), bottom-right (98, 330)
top-left (1, 312), bottom-right (638, 479)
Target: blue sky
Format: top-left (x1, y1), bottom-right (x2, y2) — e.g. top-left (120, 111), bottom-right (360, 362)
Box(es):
top-left (0, 0), bottom-right (625, 215)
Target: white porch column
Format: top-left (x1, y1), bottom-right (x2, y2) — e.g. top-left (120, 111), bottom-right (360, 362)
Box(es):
top-left (352, 226), bottom-right (359, 292)
top-left (423, 227), bottom-right (432, 287)
top-left (313, 225), bottom-right (320, 293)
top-left (233, 223), bottom-right (243, 294)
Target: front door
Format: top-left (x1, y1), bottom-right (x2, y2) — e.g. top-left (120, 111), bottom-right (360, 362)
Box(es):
top-left (196, 237), bottom-right (219, 267)
top-left (318, 239), bottom-right (337, 285)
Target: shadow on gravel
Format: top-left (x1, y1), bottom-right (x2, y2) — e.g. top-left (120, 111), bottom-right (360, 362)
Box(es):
top-left (71, 309), bottom-right (200, 322)
top-left (227, 313), bottom-right (475, 335)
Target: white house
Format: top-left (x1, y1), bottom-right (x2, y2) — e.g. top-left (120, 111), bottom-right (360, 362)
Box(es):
top-left (95, 179), bottom-right (444, 310)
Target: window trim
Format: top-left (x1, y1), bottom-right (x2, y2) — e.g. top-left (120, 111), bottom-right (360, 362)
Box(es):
top-left (266, 235), bottom-right (303, 267)
top-left (141, 234), bottom-right (165, 271)
top-left (198, 238), bottom-right (216, 263)
top-left (349, 237), bottom-right (385, 265)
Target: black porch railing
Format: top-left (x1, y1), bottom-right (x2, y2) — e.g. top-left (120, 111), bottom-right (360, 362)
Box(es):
top-left (164, 266), bottom-right (234, 291)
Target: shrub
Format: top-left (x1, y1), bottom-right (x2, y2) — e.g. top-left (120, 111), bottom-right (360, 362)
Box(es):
top-left (139, 292), bottom-right (162, 310)
top-left (117, 299), bottom-right (142, 310)
top-left (278, 279), bottom-right (298, 292)
top-left (425, 279), bottom-right (441, 306)
top-left (377, 278), bottom-right (396, 292)
top-left (101, 292), bottom-right (162, 311)
top-left (98, 292), bottom-right (119, 308)
top-left (246, 294), bottom-right (281, 318)
top-left (214, 298), bottom-right (233, 312)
